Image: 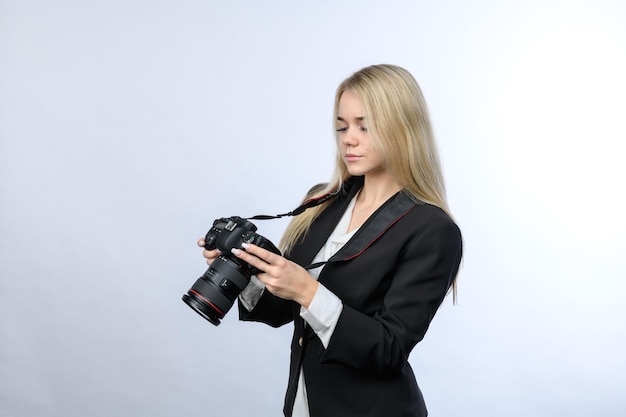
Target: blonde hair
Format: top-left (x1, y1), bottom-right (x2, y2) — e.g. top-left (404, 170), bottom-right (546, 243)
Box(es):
top-left (280, 64), bottom-right (457, 296)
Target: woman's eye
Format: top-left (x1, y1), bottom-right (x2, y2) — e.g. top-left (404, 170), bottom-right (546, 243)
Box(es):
top-left (360, 126), bottom-right (368, 132)
top-left (335, 127), bottom-right (348, 132)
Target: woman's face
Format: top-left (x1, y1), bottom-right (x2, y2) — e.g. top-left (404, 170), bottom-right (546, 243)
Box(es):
top-left (336, 89), bottom-right (386, 178)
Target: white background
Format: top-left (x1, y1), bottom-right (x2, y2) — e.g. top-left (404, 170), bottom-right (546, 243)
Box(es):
top-left (1, 1), bottom-right (625, 416)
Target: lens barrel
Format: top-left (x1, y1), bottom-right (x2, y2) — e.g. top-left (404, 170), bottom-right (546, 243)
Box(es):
top-left (182, 255), bottom-right (252, 326)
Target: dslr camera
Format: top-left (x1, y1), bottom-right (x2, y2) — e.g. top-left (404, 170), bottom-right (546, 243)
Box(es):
top-left (182, 216), bottom-right (280, 326)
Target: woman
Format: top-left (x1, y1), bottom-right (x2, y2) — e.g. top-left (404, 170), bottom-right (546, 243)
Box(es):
top-left (199, 64), bottom-right (462, 417)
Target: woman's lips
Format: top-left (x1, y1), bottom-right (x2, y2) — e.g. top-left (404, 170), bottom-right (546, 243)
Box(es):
top-left (344, 154), bottom-right (361, 162)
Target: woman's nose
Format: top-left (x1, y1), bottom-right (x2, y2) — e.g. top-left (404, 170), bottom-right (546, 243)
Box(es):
top-left (341, 127), bottom-right (358, 145)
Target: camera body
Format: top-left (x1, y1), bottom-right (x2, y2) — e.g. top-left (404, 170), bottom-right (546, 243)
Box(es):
top-left (203, 216), bottom-right (280, 274)
top-left (182, 216), bottom-right (281, 326)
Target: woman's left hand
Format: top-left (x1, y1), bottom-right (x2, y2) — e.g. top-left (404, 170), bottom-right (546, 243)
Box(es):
top-left (231, 243), bottom-right (319, 308)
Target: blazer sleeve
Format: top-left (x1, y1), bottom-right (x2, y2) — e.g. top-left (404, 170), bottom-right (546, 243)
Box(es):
top-left (238, 289), bottom-right (296, 328)
top-left (320, 218), bottom-right (462, 374)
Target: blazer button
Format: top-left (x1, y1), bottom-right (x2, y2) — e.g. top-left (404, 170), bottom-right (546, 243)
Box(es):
top-left (298, 337), bottom-right (303, 347)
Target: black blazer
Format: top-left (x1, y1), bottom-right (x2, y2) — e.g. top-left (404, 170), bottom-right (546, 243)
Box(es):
top-left (240, 177), bottom-right (463, 417)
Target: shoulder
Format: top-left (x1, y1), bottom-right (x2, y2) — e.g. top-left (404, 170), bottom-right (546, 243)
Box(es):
top-left (410, 201), bottom-right (455, 222)
top-left (304, 176), bottom-right (363, 200)
top-left (304, 182), bottom-right (328, 199)
top-left (400, 201), bottom-right (462, 242)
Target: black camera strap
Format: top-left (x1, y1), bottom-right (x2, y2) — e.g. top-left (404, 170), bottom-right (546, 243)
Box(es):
top-left (246, 188), bottom-right (342, 221)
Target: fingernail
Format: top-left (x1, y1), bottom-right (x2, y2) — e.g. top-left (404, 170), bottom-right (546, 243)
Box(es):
top-left (241, 243), bottom-right (250, 249)
top-left (231, 248), bottom-right (241, 256)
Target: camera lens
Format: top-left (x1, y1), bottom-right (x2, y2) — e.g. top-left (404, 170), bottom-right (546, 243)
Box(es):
top-left (182, 291), bottom-right (223, 326)
top-left (182, 255), bottom-right (252, 326)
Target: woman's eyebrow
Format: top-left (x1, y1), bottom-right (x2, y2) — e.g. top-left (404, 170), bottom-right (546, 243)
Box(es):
top-left (336, 116), bottom-right (365, 121)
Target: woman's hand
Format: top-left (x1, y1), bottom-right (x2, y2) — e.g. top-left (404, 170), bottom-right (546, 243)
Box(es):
top-left (231, 243), bottom-right (319, 308)
top-left (197, 238), bottom-right (221, 266)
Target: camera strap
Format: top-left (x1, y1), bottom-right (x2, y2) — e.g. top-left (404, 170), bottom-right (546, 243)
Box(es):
top-left (246, 187), bottom-right (342, 221)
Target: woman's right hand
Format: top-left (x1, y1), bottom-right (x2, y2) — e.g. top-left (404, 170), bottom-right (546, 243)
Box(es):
top-left (197, 238), bottom-right (222, 266)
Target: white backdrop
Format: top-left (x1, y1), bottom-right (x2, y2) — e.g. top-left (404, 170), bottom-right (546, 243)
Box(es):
top-left (1, 1), bottom-right (625, 416)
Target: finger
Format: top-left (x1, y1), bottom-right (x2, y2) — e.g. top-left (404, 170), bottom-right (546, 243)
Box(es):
top-left (197, 238), bottom-right (205, 247)
top-left (241, 243), bottom-right (280, 264)
top-left (231, 247), bottom-right (268, 272)
top-left (203, 249), bottom-right (221, 266)
top-left (203, 248), bottom-right (221, 258)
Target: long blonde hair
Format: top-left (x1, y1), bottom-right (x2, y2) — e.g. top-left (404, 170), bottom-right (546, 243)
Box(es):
top-left (280, 64), bottom-right (457, 295)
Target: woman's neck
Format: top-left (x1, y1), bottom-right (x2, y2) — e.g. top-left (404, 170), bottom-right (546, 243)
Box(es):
top-left (347, 173), bottom-right (402, 233)
top-left (358, 173), bottom-right (402, 208)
